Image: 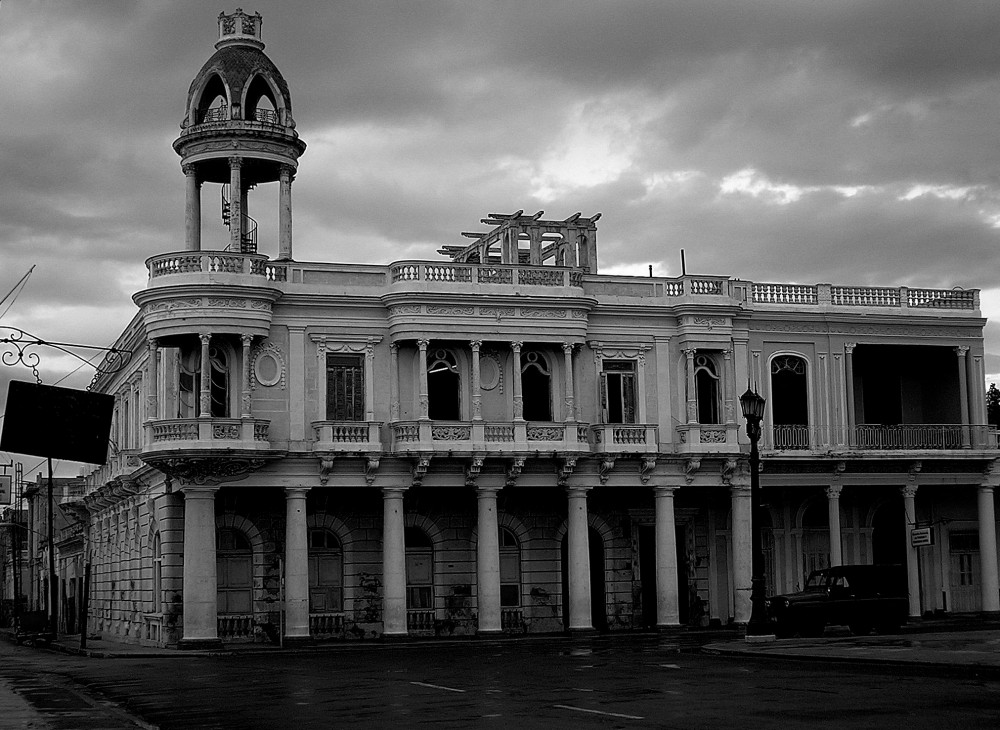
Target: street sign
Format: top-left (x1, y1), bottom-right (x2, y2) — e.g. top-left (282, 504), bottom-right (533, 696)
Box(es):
top-left (0, 474), bottom-right (10, 505)
top-left (911, 526), bottom-right (934, 547)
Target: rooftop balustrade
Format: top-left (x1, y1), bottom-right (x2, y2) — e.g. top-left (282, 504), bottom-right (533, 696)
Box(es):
top-left (766, 424), bottom-right (997, 452)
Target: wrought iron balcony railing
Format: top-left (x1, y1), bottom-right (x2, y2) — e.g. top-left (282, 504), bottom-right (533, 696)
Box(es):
top-left (767, 424), bottom-right (996, 451)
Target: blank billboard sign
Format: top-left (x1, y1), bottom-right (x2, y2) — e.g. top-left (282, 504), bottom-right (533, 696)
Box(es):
top-left (0, 474), bottom-right (10, 505)
top-left (0, 381), bottom-right (114, 465)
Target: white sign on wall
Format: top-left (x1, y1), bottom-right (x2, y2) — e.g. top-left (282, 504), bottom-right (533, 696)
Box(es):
top-left (0, 475), bottom-right (11, 505)
top-left (910, 526), bottom-right (933, 547)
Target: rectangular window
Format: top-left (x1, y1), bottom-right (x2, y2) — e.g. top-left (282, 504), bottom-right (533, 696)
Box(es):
top-left (600, 360), bottom-right (636, 424)
top-left (326, 354), bottom-right (364, 421)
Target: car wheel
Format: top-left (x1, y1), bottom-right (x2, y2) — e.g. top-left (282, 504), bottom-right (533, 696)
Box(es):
top-left (774, 622), bottom-right (795, 639)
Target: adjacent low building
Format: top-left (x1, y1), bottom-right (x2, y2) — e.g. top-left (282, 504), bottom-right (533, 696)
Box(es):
top-left (43, 10), bottom-right (1000, 647)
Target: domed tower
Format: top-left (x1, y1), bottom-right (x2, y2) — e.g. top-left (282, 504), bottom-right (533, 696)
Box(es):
top-left (173, 8), bottom-right (306, 259)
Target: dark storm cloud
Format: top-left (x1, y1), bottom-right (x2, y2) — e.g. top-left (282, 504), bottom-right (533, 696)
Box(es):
top-left (3, 0), bottom-right (1000, 390)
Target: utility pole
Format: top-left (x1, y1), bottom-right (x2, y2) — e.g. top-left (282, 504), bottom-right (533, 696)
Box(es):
top-left (47, 458), bottom-right (57, 633)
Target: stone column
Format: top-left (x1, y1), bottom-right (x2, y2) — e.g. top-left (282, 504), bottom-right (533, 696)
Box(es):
top-left (562, 343), bottom-right (576, 422)
top-left (183, 164), bottom-right (201, 252)
top-left (228, 157), bottom-right (242, 251)
top-left (364, 340), bottom-right (376, 422)
top-left (511, 341), bottom-right (524, 420)
top-left (844, 343), bottom-right (856, 446)
top-left (978, 485), bottom-right (1000, 615)
top-left (566, 486), bottom-right (593, 632)
top-left (653, 486), bottom-right (680, 627)
top-left (722, 348), bottom-right (735, 424)
top-left (684, 348), bottom-right (697, 423)
top-left (470, 340), bottom-right (483, 421)
top-left (198, 333), bottom-right (211, 418)
top-left (284, 488), bottom-right (311, 643)
top-left (180, 487), bottom-right (221, 648)
top-left (902, 485), bottom-right (921, 618)
top-left (956, 346), bottom-right (971, 447)
top-left (240, 334), bottom-right (253, 419)
top-left (146, 338), bottom-right (159, 423)
top-left (417, 340), bottom-right (430, 420)
top-left (278, 164), bottom-right (294, 260)
top-left (826, 485), bottom-right (843, 566)
top-left (389, 343), bottom-right (400, 421)
top-left (731, 484), bottom-right (752, 624)
top-left (382, 488), bottom-right (407, 636)
top-left (476, 486), bottom-right (501, 634)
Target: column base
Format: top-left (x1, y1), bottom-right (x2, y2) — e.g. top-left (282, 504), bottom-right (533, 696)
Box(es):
top-left (566, 626), bottom-right (597, 637)
top-left (981, 610), bottom-right (1000, 618)
top-left (380, 631), bottom-right (409, 643)
top-left (177, 637), bottom-right (224, 650)
top-left (475, 629), bottom-right (504, 639)
top-left (282, 635), bottom-right (314, 648)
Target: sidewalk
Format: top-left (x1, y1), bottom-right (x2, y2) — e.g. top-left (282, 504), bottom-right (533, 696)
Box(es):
top-left (704, 618), bottom-right (1000, 677)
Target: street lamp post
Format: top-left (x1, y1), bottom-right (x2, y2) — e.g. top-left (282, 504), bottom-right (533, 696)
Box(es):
top-left (739, 385), bottom-right (771, 636)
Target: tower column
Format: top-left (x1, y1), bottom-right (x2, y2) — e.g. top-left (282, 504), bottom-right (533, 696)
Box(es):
top-left (179, 487), bottom-right (221, 648)
top-left (278, 165), bottom-right (294, 260)
top-left (956, 346), bottom-right (971, 447)
top-left (183, 164), bottom-right (202, 252)
top-left (389, 343), bottom-right (400, 421)
top-left (228, 156), bottom-right (243, 252)
top-left (844, 343), bottom-right (856, 446)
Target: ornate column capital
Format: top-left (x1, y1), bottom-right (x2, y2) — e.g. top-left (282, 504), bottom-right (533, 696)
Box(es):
top-left (241, 333), bottom-right (253, 347)
top-left (562, 342), bottom-right (575, 354)
top-left (955, 345), bottom-right (970, 357)
top-left (390, 342), bottom-right (399, 354)
top-left (228, 156), bottom-right (242, 169)
top-left (901, 484), bottom-right (919, 500)
top-left (824, 485), bottom-right (843, 500)
top-left (417, 339), bottom-right (430, 350)
top-left (199, 332), bottom-right (212, 345)
top-left (182, 164), bottom-right (198, 177)
top-left (510, 341), bottom-right (523, 352)
top-left (279, 164), bottom-right (296, 182)
top-left (652, 485), bottom-right (678, 497)
top-left (565, 485), bottom-right (592, 498)
top-left (283, 487), bottom-right (311, 498)
top-left (844, 342), bottom-right (856, 354)
top-left (469, 340), bottom-right (482, 352)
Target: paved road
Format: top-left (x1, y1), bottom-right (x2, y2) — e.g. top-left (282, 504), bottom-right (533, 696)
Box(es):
top-left (2, 634), bottom-right (999, 729)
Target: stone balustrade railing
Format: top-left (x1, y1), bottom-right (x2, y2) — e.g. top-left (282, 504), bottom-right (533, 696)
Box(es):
top-left (146, 251), bottom-right (287, 282)
top-left (767, 424), bottom-right (996, 451)
top-left (389, 261), bottom-right (583, 288)
top-left (752, 282), bottom-right (976, 311)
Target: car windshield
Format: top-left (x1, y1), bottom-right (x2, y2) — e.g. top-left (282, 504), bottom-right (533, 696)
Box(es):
top-left (805, 572), bottom-right (828, 589)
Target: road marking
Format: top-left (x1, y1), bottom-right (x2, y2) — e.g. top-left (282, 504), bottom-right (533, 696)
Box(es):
top-left (554, 704), bottom-right (644, 720)
top-left (410, 681), bottom-right (466, 693)
top-left (660, 663), bottom-right (681, 669)
top-left (572, 687), bottom-right (595, 692)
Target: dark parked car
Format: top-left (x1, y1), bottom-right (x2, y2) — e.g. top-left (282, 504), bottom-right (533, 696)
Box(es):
top-left (766, 564), bottom-right (908, 638)
top-left (10, 611), bottom-right (55, 647)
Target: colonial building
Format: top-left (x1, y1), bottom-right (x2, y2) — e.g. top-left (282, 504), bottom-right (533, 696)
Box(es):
top-left (57, 10), bottom-right (1000, 648)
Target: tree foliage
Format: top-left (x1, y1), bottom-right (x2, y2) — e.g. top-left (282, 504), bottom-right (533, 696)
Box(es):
top-left (988, 383), bottom-right (1000, 427)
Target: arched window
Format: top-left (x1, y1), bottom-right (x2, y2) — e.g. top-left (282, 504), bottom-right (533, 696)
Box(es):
top-left (216, 528), bottom-right (252, 614)
top-left (177, 342), bottom-right (231, 418)
top-left (308, 529), bottom-right (343, 612)
top-left (771, 355), bottom-right (809, 448)
top-left (521, 351), bottom-right (552, 421)
top-left (246, 75), bottom-right (278, 124)
top-left (427, 349), bottom-right (460, 420)
top-left (499, 528), bottom-right (521, 608)
top-left (404, 527), bottom-right (433, 610)
top-left (695, 355), bottom-right (720, 424)
top-left (196, 75), bottom-right (228, 123)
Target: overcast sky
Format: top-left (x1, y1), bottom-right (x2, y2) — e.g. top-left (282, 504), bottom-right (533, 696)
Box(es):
top-left (4, 1), bottom-right (1000, 470)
